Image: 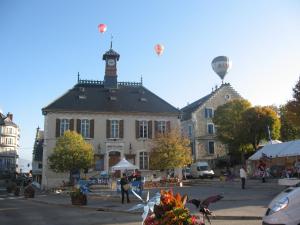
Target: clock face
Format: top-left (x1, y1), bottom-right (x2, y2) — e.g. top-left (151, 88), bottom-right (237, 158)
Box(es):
top-left (107, 59), bottom-right (115, 66)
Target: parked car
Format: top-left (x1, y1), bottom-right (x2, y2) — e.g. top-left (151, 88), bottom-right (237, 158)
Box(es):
top-left (263, 182), bottom-right (300, 225)
top-left (190, 161), bottom-right (214, 179)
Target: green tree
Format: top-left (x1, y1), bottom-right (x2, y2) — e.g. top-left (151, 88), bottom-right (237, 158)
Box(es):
top-left (48, 131), bottom-right (94, 183)
top-left (213, 99), bottom-right (252, 155)
top-left (283, 76), bottom-right (300, 135)
top-left (241, 106), bottom-right (281, 150)
top-left (280, 105), bottom-right (299, 141)
top-left (149, 129), bottom-right (192, 170)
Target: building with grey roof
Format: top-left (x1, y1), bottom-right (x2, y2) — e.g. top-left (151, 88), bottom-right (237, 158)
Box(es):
top-left (181, 83), bottom-right (242, 166)
top-left (41, 46), bottom-right (180, 189)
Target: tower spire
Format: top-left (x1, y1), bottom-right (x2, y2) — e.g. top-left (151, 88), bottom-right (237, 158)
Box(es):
top-left (110, 35), bottom-right (113, 49)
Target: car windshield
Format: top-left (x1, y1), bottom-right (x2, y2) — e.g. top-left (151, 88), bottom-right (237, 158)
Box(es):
top-left (197, 166), bottom-right (209, 171)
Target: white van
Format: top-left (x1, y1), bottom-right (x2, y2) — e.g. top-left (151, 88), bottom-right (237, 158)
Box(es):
top-left (190, 161), bottom-right (214, 179)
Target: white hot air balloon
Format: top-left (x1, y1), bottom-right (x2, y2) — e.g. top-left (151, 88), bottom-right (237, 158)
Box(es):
top-left (211, 56), bottom-right (232, 83)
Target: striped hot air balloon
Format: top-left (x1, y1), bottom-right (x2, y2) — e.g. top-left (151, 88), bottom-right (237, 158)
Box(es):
top-left (211, 56), bottom-right (232, 82)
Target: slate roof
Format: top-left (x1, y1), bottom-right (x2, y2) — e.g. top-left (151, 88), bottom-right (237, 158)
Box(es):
top-left (0, 113), bottom-right (17, 127)
top-left (42, 81), bottom-right (180, 115)
top-left (180, 93), bottom-right (213, 121)
top-left (180, 83), bottom-right (237, 121)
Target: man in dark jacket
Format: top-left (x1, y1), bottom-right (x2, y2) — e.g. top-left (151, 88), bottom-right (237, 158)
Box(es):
top-left (120, 173), bottom-right (130, 204)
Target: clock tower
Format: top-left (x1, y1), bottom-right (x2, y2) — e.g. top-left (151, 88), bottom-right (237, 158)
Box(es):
top-left (102, 44), bottom-right (120, 88)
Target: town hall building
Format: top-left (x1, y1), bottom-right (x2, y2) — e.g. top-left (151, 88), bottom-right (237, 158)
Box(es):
top-left (41, 46), bottom-right (180, 189)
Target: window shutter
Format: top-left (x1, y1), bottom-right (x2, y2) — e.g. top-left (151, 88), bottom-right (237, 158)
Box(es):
top-left (70, 119), bottom-right (74, 131)
top-left (166, 121), bottom-right (171, 133)
top-left (148, 121), bottom-right (152, 139)
top-left (205, 108), bottom-right (208, 118)
top-left (55, 119), bottom-right (60, 137)
top-left (135, 120), bottom-right (139, 139)
top-left (76, 119), bottom-right (81, 134)
top-left (106, 120), bottom-right (111, 138)
top-left (119, 120), bottom-right (124, 138)
top-left (154, 121), bottom-right (158, 137)
top-left (90, 119), bottom-right (94, 138)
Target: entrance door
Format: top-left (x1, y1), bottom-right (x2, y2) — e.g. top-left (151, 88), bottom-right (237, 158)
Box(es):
top-left (109, 151), bottom-right (121, 167)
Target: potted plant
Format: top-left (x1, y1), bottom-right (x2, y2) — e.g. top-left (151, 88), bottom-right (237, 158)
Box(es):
top-left (70, 184), bottom-right (88, 205)
top-left (24, 183), bottom-right (35, 198)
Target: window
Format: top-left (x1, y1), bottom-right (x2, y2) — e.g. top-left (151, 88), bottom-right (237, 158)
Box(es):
top-left (205, 108), bottom-right (214, 118)
top-left (207, 124), bottom-right (214, 134)
top-left (7, 128), bottom-right (13, 134)
top-left (5, 138), bottom-right (13, 145)
top-left (208, 141), bottom-right (215, 155)
top-left (157, 121), bottom-right (166, 134)
top-left (38, 163), bottom-right (42, 169)
top-left (139, 152), bottom-right (149, 170)
top-left (188, 125), bottom-right (193, 137)
top-left (60, 119), bottom-right (70, 136)
top-left (81, 119), bottom-right (90, 138)
top-left (111, 120), bottom-right (119, 138)
top-left (139, 121), bottom-right (148, 138)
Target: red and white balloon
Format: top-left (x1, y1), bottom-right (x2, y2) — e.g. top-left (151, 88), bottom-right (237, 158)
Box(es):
top-left (98, 24), bottom-right (107, 33)
top-left (154, 44), bottom-right (164, 56)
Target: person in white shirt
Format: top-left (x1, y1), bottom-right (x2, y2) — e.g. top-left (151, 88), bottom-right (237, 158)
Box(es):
top-left (240, 166), bottom-right (247, 189)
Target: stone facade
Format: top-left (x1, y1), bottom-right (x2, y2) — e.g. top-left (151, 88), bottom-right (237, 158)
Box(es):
top-left (42, 112), bottom-right (179, 189)
top-left (181, 84), bottom-right (242, 165)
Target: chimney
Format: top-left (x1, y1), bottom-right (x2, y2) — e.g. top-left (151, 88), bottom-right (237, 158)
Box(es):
top-left (7, 112), bottom-right (13, 121)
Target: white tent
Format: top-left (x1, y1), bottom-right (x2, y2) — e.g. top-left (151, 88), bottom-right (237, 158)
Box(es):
top-left (249, 140), bottom-right (300, 160)
top-left (111, 158), bottom-right (138, 171)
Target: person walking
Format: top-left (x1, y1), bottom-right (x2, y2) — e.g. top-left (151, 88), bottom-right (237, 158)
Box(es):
top-left (120, 173), bottom-right (130, 204)
top-left (240, 165), bottom-right (247, 189)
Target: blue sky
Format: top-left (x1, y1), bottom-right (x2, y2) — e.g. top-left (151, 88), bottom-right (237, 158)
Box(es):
top-left (1, 1), bottom-right (300, 161)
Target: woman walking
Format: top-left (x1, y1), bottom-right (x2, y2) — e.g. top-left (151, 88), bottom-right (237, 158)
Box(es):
top-left (120, 173), bottom-right (130, 204)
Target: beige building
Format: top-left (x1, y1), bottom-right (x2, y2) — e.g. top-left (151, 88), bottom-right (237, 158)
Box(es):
top-left (181, 84), bottom-right (242, 165)
top-left (41, 46), bottom-right (180, 189)
top-left (0, 112), bottom-right (20, 173)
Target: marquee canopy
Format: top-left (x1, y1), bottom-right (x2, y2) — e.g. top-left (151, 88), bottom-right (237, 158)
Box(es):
top-left (111, 158), bottom-right (138, 171)
top-left (249, 140), bottom-right (300, 160)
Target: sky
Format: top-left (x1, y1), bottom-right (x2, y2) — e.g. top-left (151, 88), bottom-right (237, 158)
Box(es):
top-left (1, 0), bottom-right (300, 161)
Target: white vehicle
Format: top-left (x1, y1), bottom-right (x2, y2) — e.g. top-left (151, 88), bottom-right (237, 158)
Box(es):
top-left (263, 182), bottom-right (300, 225)
top-left (190, 161), bottom-right (214, 179)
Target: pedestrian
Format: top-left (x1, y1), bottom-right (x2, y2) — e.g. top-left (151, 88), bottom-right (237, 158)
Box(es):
top-left (258, 160), bottom-right (266, 183)
top-left (240, 165), bottom-right (247, 189)
top-left (120, 173), bottom-right (130, 204)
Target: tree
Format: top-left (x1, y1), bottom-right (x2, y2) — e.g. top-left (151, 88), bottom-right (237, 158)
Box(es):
top-left (48, 131), bottom-right (94, 183)
top-left (213, 99), bottom-right (252, 155)
top-left (149, 129), bottom-right (192, 170)
top-left (282, 76), bottom-right (300, 135)
top-left (241, 106), bottom-right (280, 150)
top-left (280, 105), bottom-right (299, 141)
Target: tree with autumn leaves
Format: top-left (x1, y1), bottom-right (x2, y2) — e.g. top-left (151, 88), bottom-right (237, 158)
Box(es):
top-left (149, 129), bottom-right (192, 171)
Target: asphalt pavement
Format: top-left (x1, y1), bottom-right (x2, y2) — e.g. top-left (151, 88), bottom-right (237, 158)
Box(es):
top-left (14, 178), bottom-right (286, 221)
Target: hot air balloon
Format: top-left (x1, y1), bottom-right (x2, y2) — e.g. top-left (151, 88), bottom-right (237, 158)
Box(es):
top-left (154, 44), bottom-right (164, 56)
top-left (98, 24), bottom-right (107, 33)
top-left (211, 56), bottom-right (232, 83)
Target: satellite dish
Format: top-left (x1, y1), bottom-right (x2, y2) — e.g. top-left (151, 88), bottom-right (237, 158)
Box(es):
top-left (211, 56), bottom-right (232, 83)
